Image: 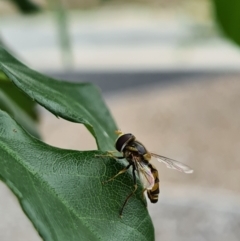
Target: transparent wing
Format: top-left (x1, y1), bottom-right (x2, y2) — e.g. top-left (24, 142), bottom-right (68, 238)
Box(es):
top-left (135, 160), bottom-right (155, 190)
top-left (150, 152), bottom-right (193, 174)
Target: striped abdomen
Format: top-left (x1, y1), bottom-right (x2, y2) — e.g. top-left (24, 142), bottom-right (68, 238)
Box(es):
top-left (147, 163), bottom-right (160, 203)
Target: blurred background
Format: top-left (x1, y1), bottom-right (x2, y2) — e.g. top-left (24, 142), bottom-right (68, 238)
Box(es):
top-left (1, 0), bottom-right (240, 240)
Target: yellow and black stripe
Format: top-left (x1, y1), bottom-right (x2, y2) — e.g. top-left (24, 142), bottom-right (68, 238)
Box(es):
top-left (147, 163), bottom-right (160, 203)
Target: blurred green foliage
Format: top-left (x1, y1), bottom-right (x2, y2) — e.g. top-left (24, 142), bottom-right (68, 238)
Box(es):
top-left (9, 0), bottom-right (41, 13)
top-left (48, 0), bottom-right (73, 69)
top-left (212, 0), bottom-right (240, 47)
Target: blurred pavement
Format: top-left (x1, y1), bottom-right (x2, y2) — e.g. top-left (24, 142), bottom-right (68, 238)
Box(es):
top-left (1, 7), bottom-right (240, 72)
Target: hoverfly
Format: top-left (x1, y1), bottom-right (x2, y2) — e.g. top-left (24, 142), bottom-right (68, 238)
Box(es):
top-left (101, 130), bottom-right (193, 216)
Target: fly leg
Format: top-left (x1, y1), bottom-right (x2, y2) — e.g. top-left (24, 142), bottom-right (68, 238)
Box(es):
top-left (97, 152), bottom-right (127, 184)
top-left (102, 164), bottom-right (131, 184)
top-left (95, 151), bottom-right (124, 160)
top-left (119, 165), bottom-right (138, 217)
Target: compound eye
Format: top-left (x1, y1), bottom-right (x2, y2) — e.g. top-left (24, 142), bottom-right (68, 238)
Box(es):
top-left (115, 133), bottom-right (134, 152)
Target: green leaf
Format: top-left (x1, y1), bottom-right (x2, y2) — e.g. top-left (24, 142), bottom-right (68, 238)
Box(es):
top-left (0, 75), bottom-right (38, 120)
top-left (0, 110), bottom-right (154, 241)
top-left (0, 71), bottom-right (8, 81)
top-left (0, 44), bottom-right (117, 151)
top-left (0, 71), bottom-right (39, 137)
top-left (212, 0), bottom-right (240, 46)
top-left (0, 42), bottom-right (39, 122)
top-left (0, 89), bottom-right (39, 138)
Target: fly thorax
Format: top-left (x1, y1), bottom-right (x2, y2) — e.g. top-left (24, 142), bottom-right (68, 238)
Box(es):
top-left (132, 141), bottom-right (148, 155)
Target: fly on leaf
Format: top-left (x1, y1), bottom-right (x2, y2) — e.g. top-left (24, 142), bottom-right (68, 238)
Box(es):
top-left (99, 130), bottom-right (193, 216)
